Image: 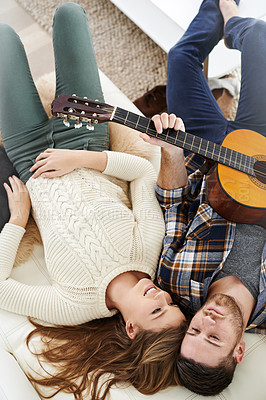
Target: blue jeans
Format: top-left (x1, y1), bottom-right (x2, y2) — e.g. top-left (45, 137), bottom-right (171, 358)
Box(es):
top-left (0, 3), bottom-right (109, 183)
top-left (167, 0), bottom-right (266, 148)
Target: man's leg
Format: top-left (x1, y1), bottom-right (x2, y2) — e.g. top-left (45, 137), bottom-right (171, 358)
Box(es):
top-left (0, 24), bottom-right (51, 182)
top-left (52, 3), bottom-right (109, 152)
top-left (225, 17), bottom-right (266, 137)
top-left (167, 0), bottom-right (240, 144)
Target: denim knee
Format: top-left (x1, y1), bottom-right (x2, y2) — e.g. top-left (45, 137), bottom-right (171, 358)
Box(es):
top-left (225, 17), bottom-right (266, 50)
top-left (53, 2), bottom-right (86, 24)
top-left (167, 43), bottom-right (199, 73)
top-left (243, 19), bottom-right (266, 45)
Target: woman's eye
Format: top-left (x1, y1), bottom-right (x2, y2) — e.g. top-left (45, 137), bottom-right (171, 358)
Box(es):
top-left (152, 308), bottom-right (161, 314)
top-left (169, 302), bottom-right (177, 307)
top-left (210, 335), bottom-right (219, 340)
top-left (192, 327), bottom-right (200, 333)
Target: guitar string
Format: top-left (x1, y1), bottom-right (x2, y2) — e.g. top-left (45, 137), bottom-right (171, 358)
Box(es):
top-left (113, 113), bottom-right (266, 178)
top-left (114, 110), bottom-right (266, 177)
top-left (66, 105), bottom-right (266, 178)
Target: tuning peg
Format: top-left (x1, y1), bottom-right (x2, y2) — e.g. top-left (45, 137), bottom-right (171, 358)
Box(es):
top-left (63, 115), bottom-right (70, 127)
top-left (74, 117), bottom-right (82, 129)
top-left (86, 119), bottom-right (94, 131)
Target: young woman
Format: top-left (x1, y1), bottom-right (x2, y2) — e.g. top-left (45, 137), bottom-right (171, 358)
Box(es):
top-left (0, 3), bottom-right (187, 399)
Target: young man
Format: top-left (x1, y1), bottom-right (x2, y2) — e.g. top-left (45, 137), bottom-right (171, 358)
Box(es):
top-left (141, 0), bottom-right (266, 395)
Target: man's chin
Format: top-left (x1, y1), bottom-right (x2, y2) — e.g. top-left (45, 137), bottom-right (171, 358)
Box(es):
top-left (206, 293), bottom-right (244, 331)
top-left (207, 293), bottom-right (238, 308)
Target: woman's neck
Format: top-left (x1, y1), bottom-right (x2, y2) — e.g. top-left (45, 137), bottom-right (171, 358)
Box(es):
top-left (105, 270), bottom-right (148, 310)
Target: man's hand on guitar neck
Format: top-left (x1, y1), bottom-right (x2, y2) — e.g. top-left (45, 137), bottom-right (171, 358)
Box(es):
top-left (140, 113), bottom-right (188, 190)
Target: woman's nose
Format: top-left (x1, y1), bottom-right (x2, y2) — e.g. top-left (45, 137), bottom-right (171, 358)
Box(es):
top-left (203, 315), bottom-right (216, 328)
top-left (155, 290), bottom-right (168, 303)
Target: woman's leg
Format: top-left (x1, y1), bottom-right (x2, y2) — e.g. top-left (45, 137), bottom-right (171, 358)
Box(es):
top-left (225, 17), bottom-right (266, 137)
top-left (0, 24), bottom-right (52, 182)
top-left (52, 3), bottom-right (109, 151)
top-left (167, 0), bottom-right (233, 145)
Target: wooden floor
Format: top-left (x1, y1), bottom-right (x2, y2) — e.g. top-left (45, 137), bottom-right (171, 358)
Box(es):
top-left (0, 0), bottom-right (54, 81)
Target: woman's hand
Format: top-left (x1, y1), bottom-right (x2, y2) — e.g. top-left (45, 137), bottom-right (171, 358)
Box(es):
top-left (139, 112), bottom-right (185, 155)
top-left (30, 148), bottom-right (81, 179)
top-left (4, 176), bottom-right (31, 228)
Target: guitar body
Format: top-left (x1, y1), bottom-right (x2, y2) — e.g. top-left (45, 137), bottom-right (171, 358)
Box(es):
top-left (207, 130), bottom-right (266, 228)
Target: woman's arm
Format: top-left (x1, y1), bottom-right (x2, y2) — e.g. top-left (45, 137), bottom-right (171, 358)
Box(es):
top-left (0, 178), bottom-right (94, 325)
top-left (30, 149), bottom-right (107, 179)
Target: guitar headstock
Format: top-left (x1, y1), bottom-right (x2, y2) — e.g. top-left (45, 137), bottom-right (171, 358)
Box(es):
top-left (51, 94), bottom-right (114, 130)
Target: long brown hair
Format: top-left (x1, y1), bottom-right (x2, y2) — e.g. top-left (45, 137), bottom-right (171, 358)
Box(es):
top-left (26, 314), bottom-right (187, 400)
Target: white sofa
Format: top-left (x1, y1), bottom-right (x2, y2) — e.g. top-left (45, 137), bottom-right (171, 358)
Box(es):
top-left (0, 71), bottom-right (265, 400)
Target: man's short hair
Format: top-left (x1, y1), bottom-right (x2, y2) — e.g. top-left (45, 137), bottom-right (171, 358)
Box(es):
top-left (176, 352), bottom-right (237, 396)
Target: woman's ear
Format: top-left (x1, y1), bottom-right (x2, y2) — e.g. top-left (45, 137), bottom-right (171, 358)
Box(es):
top-left (233, 340), bottom-right (246, 364)
top-left (125, 320), bottom-right (139, 340)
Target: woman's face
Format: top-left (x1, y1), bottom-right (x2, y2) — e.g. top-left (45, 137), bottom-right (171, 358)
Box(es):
top-left (124, 278), bottom-right (186, 338)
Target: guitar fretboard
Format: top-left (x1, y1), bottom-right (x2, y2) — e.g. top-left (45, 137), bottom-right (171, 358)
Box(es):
top-left (113, 107), bottom-right (256, 177)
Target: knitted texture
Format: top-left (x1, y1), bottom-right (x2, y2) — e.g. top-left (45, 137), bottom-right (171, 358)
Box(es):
top-left (0, 151), bottom-right (165, 325)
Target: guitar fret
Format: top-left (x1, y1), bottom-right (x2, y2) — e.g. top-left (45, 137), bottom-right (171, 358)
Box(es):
top-left (198, 138), bottom-right (202, 154)
top-left (136, 115), bottom-right (140, 129)
top-left (146, 118), bottom-right (151, 134)
top-left (124, 111), bottom-right (129, 124)
top-left (113, 106), bottom-right (256, 177)
top-left (211, 143), bottom-right (215, 160)
top-left (205, 141), bottom-right (209, 157)
top-left (228, 148), bottom-right (233, 167)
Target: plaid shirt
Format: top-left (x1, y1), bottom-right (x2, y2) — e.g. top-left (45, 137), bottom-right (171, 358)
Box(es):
top-left (156, 156), bottom-right (266, 334)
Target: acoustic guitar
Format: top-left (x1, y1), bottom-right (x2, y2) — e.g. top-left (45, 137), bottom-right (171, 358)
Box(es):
top-left (51, 94), bottom-right (266, 228)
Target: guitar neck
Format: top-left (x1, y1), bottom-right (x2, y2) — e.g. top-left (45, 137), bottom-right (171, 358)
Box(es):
top-left (112, 106), bottom-right (256, 176)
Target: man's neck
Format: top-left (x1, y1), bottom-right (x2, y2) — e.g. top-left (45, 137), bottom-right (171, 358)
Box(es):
top-left (207, 275), bottom-right (256, 327)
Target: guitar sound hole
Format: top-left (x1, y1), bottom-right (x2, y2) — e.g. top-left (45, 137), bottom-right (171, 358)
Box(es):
top-left (254, 160), bottom-right (266, 184)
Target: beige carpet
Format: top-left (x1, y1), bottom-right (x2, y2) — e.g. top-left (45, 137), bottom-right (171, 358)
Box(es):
top-left (16, 0), bottom-right (168, 102)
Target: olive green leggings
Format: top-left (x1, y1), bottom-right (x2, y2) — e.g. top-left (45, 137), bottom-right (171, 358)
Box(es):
top-left (0, 3), bottom-right (109, 183)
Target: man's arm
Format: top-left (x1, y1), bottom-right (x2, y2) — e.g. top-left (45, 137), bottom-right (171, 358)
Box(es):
top-left (157, 146), bottom-right (188, 189)
top-left (140, 113), bottom-right (188, 189)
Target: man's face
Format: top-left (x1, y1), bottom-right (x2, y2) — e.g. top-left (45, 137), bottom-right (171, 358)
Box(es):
top-left (180, 294), bottom-right (245, 366)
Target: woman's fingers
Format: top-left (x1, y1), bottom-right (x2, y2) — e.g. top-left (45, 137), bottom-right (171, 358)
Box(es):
top-left (32, 165), bottom-right (53, 179)
top-left (30, 158), bottom-right (48, 173)
top-left (34, 148), bottom-right (53, 163)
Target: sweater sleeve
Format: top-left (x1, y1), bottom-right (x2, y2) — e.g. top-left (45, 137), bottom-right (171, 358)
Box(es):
top-left (0, 224), bottom-right (104, 325)
top-left (103, 151), bottom-right (165, 266)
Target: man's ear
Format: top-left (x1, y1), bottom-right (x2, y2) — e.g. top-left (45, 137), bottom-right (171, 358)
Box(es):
top-left (125, 320), bottom-right (139, 340)
top-left (233, 340), bottom-right (246, 364)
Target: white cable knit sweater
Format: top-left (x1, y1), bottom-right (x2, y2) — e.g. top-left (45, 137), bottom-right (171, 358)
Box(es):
top-left (0, 151), bottom-right (165, 325)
